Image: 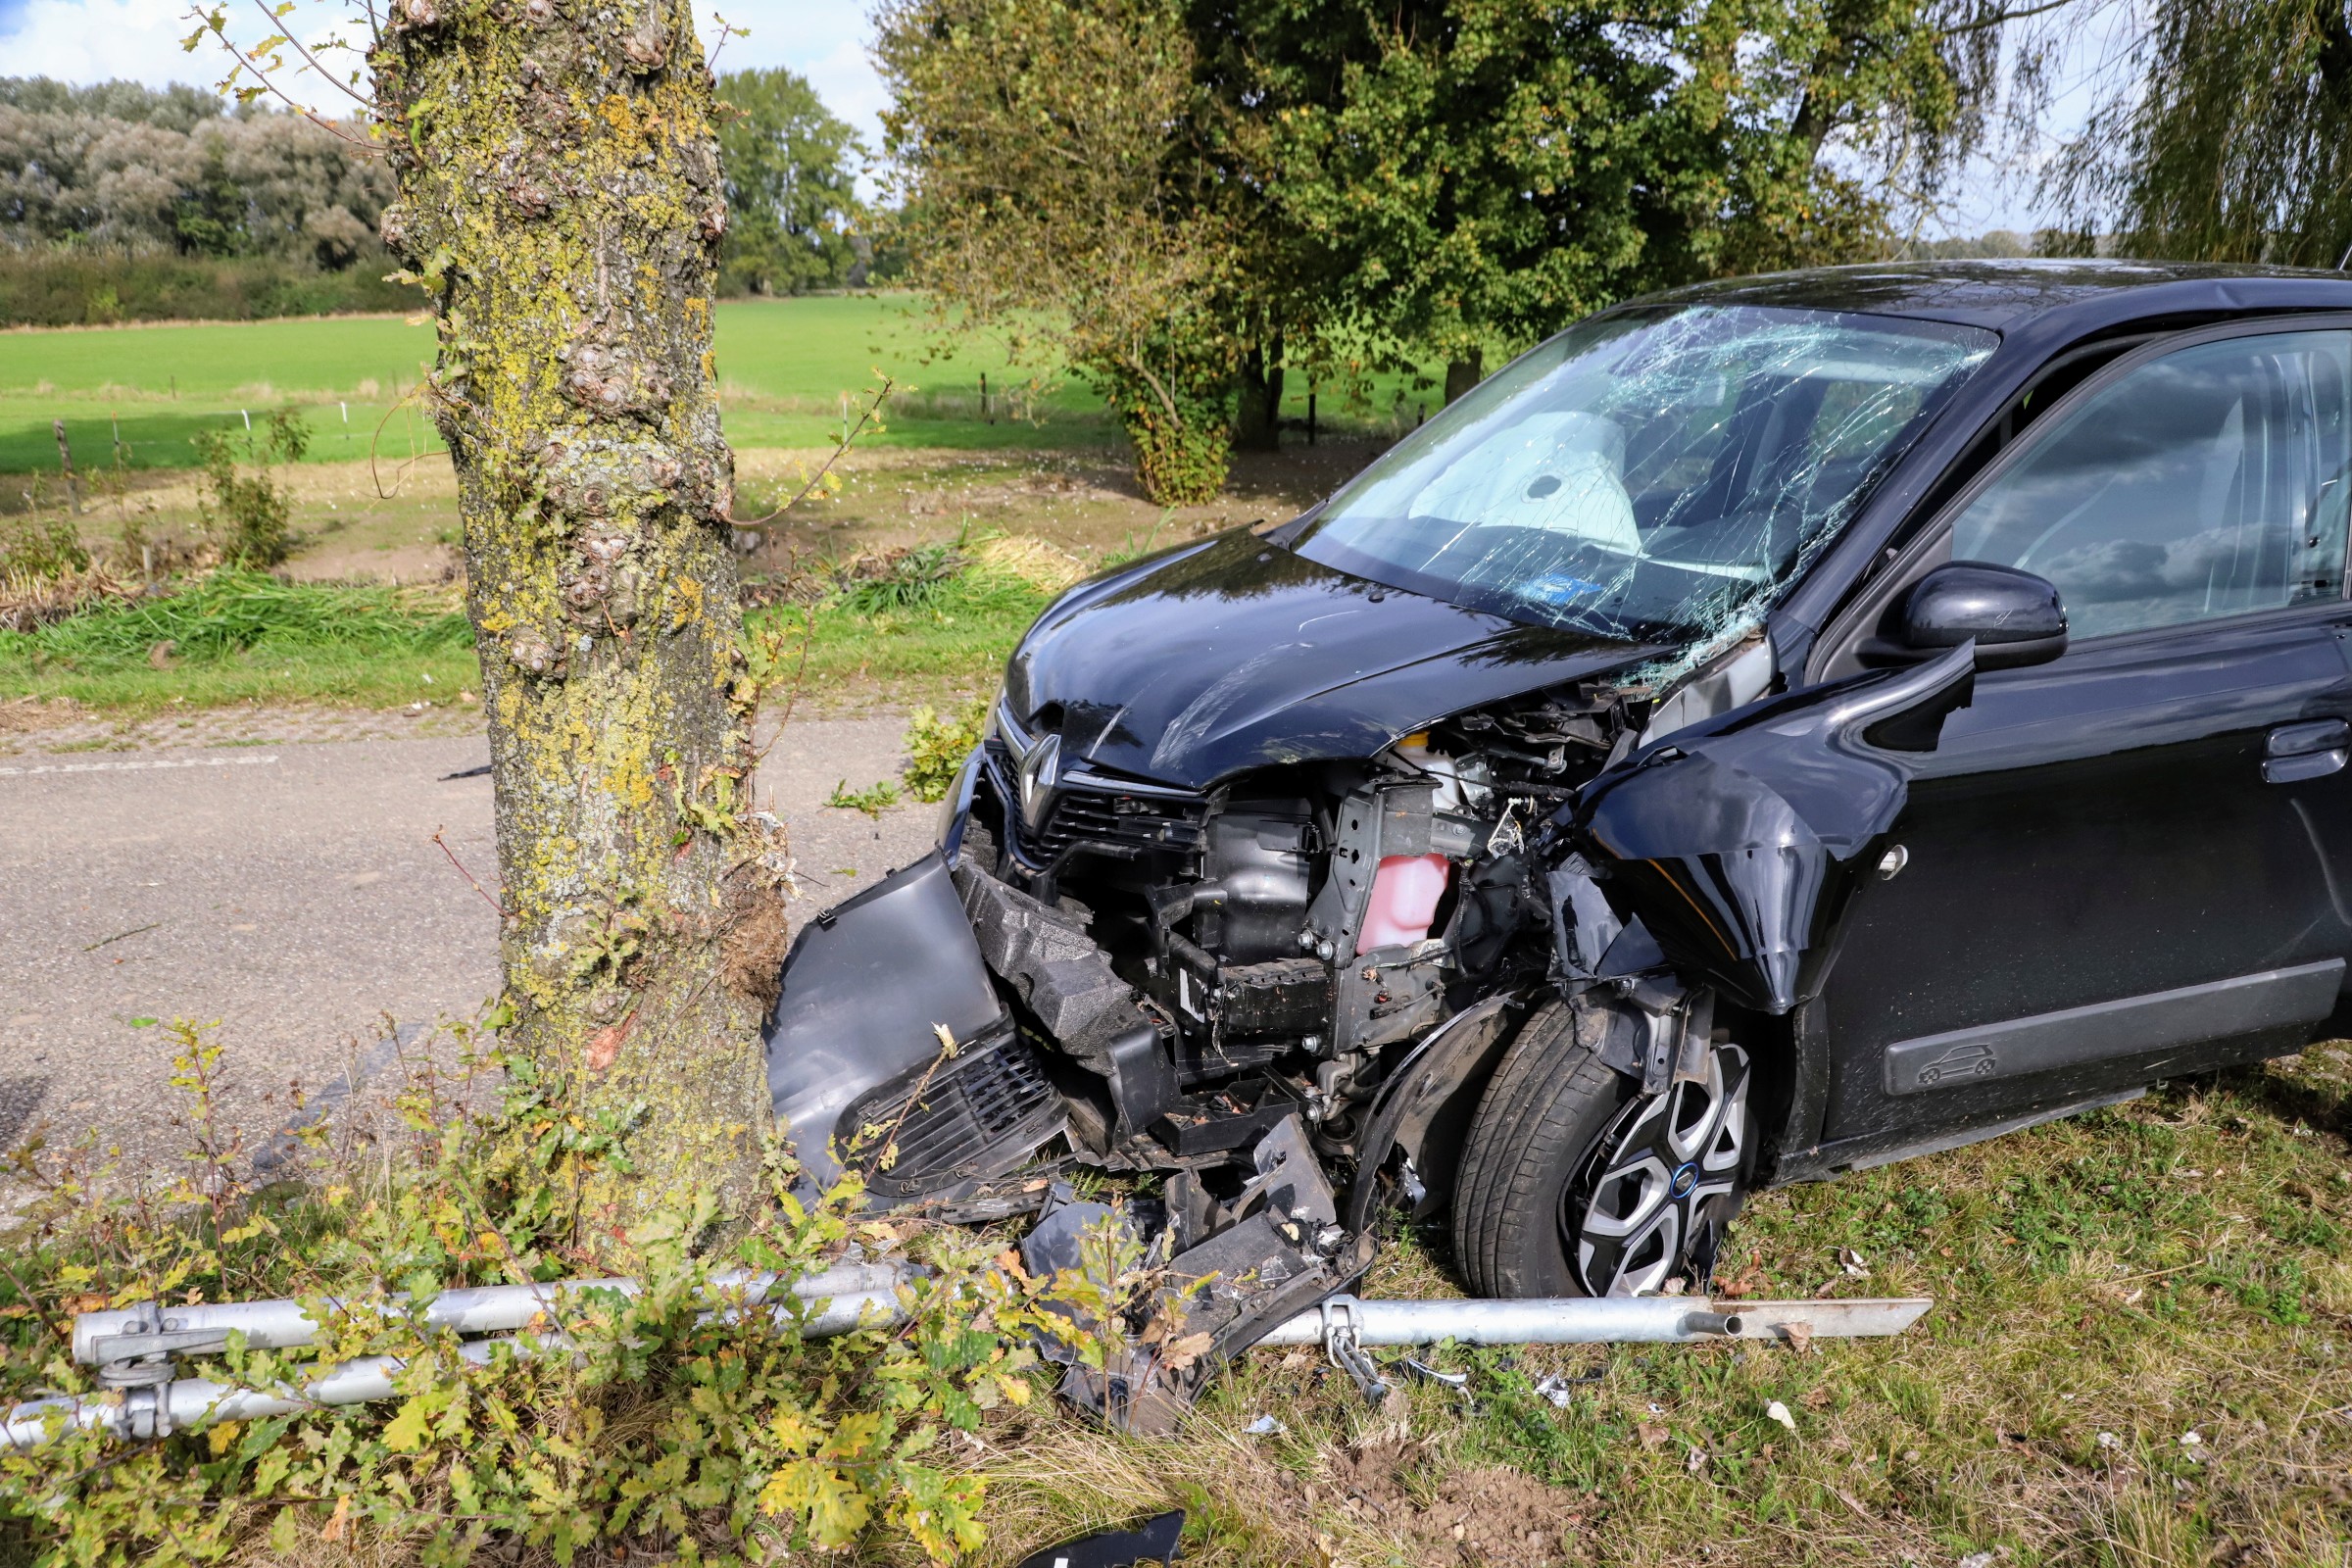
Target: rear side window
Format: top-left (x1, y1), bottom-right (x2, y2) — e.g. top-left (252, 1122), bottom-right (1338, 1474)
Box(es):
top-left (1947, 330), bottom-right (2352, 639)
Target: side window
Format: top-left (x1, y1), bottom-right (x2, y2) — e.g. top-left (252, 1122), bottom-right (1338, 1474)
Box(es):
top-left (1947, 330), bottom-right (2352, 640)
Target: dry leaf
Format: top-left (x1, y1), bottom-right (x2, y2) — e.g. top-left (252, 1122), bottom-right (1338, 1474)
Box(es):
top-left (1156, 1330), bottom-right (1215, 1370)
top-left (1782, 1323), bottom-right (1814, 1354)
top-left (1637, 1421), bottom-right (1669, 1448)
top-left (319, 1495), bottom-right (352, 1544)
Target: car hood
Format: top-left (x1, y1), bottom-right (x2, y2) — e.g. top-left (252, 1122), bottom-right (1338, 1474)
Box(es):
top-left (1004, 528), bottom-right (1661, 790)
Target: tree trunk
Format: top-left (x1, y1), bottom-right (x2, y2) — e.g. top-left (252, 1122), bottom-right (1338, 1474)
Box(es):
top-left (1445, 350), bottom-right (1484, 406)
top-left (1234, 338), bottom-right (1284, 452)
top-left (372, 0), bottom-right (785, 1244)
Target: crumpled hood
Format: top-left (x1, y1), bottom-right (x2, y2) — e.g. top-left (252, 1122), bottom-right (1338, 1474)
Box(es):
top-left (1004, 528), bottom-right (1656, 790)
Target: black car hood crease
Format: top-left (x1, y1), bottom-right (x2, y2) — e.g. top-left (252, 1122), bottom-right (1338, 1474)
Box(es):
top-left (1005, 528), bottom-right (1661, 790)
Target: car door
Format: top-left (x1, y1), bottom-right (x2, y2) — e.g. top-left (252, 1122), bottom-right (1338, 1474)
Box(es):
top-left (1808, 322), bottom-right (2352, 1164)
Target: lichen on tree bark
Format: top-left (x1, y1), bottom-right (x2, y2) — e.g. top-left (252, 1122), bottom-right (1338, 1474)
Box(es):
top-left (371, 0), bottom-right (784, 1243)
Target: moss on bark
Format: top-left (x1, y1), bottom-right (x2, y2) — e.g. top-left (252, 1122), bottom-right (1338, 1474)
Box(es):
top-left (372, 0), bottom-right (781, 1245)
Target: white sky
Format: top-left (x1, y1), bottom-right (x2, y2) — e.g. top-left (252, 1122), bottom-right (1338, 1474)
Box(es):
top-left (0, 0), bottom-right (2128, 239)
top-left (0, 0), bottom-right (890, 153)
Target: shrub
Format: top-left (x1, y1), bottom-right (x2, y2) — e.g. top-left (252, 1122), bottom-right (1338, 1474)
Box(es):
top-left (0, 508), bottom-right (88, 579)
top-left (0, 1016), bottom-right (1071, 1565)
top-left (903, 695), bottom-right (990, 803)
top-left (192, 408), bottom-right (309, 566)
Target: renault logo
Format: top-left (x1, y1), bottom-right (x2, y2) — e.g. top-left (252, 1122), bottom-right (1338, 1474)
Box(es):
top-left (1017, 732), bottom-right (1061, 831)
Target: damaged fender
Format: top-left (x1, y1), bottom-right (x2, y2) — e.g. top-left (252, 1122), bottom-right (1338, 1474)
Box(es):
top-left (1573, 642), bottom-right (1979, 1014)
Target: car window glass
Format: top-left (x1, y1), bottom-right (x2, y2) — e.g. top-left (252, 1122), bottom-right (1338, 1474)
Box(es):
top-left (1292, 306), bottom-right (1996, 646)
top-left (1947, 330), bottom-right (2352, 639)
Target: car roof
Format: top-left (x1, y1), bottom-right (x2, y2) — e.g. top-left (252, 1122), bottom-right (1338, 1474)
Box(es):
top-left (1640, 258), bottom-right (2352, 331)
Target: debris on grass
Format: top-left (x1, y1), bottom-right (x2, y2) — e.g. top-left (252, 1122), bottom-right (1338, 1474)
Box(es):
top-left (0, 560), bottom-right (141, 633)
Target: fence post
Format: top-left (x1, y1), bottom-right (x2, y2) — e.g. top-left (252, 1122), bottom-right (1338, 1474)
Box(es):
top-left (53, 418), bottom-right (79, 515)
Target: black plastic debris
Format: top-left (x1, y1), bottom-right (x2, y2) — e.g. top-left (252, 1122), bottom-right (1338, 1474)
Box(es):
top-left (1014, 1508), bottom-right (1184, 1568)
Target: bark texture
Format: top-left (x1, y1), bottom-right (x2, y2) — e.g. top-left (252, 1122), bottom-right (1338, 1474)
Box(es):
top-left (372, 0), bottom-right (782, 1240)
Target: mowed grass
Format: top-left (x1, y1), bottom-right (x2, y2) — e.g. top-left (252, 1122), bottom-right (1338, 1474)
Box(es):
top-left (0, 297), bottom-right (1113, 475)
top-left (0, 294), bottom-right (1445, 476)
top-left (956, 1053), bottom-right (2352, 1567)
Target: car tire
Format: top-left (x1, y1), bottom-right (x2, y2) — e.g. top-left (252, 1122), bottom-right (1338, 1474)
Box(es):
top-left (1451, 999), bottom-right (1755, 1298)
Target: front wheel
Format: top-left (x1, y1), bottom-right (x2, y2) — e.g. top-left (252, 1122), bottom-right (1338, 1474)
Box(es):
top-left (1450, 999), bottom-right (1755, 1298)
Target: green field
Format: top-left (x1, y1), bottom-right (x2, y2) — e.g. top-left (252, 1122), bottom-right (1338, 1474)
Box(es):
top-left (0, 297), bottom-right (1118, 475)
top-left (0, 295), bottom-right (1438, 475)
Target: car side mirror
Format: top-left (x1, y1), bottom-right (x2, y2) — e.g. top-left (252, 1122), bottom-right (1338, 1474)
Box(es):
top-left (1861, 561), bottom-right (2068, 671)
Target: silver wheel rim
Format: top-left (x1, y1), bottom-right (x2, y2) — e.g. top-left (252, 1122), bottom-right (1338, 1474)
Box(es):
top-left (1564, 1043), bottom-right (1750, 1297)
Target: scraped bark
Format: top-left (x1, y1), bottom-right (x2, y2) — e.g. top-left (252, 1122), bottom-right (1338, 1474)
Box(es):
top-left (371, 0), bottom-right (782, 1240)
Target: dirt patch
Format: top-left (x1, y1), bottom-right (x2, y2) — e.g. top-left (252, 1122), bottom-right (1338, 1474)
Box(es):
top-left (0, 695), bottom-right (79, 736)
top-left (1318, 1437), bottom-right (1588, 1567)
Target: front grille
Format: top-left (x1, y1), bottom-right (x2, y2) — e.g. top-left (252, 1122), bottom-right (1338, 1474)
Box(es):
top-left (846, 1032), bottom-right (1062, 1200)
top-left (1032, 788), bottom-right (1208, 859)
top-left (983, 739), bottom-right (1208, 865)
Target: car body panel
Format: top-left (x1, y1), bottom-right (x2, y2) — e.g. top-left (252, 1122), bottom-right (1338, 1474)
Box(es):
top-left (1005, 526), bottom-right (1657, 791)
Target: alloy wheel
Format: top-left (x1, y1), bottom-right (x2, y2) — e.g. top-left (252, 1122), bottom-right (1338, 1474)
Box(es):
top-left (1562, 1043), bottom-right (1751, 1297)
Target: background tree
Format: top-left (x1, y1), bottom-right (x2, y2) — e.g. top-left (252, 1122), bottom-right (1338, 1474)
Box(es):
top-left (359, 0), bottom-right (786, 1237)
top-left (2047, 0), bottom-right (2352, 266)
top-left (1220, 1), bottom-right (1677, 409)
top-left (714, 67), bottom-right (865, 295)
top-left (1199, 0), bottom-right (2059, 419)
top-left (0, 79), bottom-right (393, 263)
top-left (875, 0), bottom-right (1243, 503)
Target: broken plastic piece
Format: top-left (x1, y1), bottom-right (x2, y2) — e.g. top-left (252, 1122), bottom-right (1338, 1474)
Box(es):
top-left (1013, 1509), bottom-right (1184, 1568)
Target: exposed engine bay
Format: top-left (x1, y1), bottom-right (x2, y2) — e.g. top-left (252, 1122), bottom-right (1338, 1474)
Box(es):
top-left (952, 682), bottom-right (1634, 1191)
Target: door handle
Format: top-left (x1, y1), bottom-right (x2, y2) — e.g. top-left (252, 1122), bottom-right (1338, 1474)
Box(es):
top-left (2265, 718), bottom-right (2350, 784)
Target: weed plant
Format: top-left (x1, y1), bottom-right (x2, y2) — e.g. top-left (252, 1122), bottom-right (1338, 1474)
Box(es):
top-left (826, 776), bottom-right (905, 817)
top-left (0, 1016), bottom-right (1081, 1566)
top-left (902, 696), bottom-right (990, 803)
top-left (0, 505), bottom-right (88, 579)
top-left (193, 407), bottom-right (308, 566)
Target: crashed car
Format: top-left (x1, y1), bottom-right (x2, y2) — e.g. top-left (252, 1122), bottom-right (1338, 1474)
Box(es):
top-left (767, 261), bottom-right (2352, 1398)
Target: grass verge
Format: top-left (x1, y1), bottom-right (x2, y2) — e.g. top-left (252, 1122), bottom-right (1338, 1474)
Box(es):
top-left (0, 568), bottom-right (479, 713)
top-left (0, 533), bottom-right (1076, 718)
top-left (745, 532), bottom-right (1076, 708)
top-left (960, 1051), bottom-right (2352, 1566)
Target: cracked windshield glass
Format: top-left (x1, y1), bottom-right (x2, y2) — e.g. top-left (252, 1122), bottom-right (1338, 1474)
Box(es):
top-left (1293, 305), bottom-right (1999, 644)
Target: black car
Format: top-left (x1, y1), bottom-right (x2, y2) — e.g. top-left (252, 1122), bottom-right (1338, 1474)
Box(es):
top-left (765, 260), bottom-right (2352, 1402)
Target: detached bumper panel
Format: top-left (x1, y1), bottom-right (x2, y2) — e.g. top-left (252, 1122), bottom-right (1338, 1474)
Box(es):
top-left (763, 851), bottom-right (1007, 1187)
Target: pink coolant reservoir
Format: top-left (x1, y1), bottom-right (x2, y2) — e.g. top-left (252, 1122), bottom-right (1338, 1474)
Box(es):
top-left (1356, 853), bottom-right (1452, 955)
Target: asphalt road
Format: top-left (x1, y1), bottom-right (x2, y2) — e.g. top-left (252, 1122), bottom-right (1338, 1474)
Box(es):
top-left (0, 715), bottom-right (936, 1177)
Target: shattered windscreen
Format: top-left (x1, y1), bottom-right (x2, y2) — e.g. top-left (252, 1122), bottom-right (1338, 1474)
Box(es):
top-left (1292, 305), bottom-right (1999, 643)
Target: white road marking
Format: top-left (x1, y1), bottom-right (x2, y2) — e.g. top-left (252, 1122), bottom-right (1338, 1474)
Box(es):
top-left (0, 755), bottom-right (280, 779)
